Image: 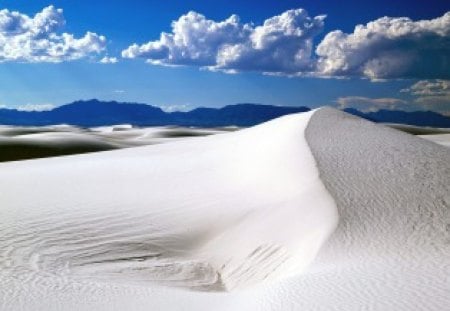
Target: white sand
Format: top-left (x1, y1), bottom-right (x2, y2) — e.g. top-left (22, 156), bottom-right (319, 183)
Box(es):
top-left (1, 108), bottom-right (449, 310)
top-left (304, 108), bottom-right (450, 310)
top-left (420, 133), bottom-right (450, 148)
top-left (0, 110), bottom-right (338, 310)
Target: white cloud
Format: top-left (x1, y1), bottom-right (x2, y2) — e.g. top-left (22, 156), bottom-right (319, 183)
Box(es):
top-left (0, 6), bottom-right (106, 62)
top-left (122, 9), bottom-right (450, 79)
top-left (100, 56), bottom-right (118, 64)
top-left (122, 9), bottom-right (325, 75)
top-left (161, 103), bottom-right (193, 112)
top-left (16, 103), bottom-right (55, 111)
top-left (336, 96), bottom-right (407, 112)
top-left (401, 79), bottom-right (450, 96)
top-left (401, 80), bottom-right (450, 113)
top-left (316, 12), bottom-right (450, 80)
top-left (337, 81), bottom-right (450, 114)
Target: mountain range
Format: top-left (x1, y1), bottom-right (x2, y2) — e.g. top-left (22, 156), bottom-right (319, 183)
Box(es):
top-left (0, 99), bottom-right (449, 127)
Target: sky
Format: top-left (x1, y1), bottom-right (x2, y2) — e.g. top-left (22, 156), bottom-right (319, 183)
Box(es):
top-left (0, 0), bottom-right (449, 114)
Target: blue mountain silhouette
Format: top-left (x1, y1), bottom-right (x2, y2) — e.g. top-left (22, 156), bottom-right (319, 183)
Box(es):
top-left (0, 99), bottom-right (449, 127)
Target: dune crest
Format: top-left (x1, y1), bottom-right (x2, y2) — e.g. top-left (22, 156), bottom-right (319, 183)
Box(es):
top-left (302, 108), bottom-right (450, 310)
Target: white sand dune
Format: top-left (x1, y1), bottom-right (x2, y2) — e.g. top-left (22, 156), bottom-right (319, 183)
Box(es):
top-left (0, 110), bottom-right (338, 310)
top-left (420, 133), bottom-right (450, 148)
top-left (304, 108), bottom-right (450, 310)
top-left (1, 108), bottom-right (449, 310)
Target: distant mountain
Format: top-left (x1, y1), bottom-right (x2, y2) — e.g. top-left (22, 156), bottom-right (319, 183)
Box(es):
top-left (170, 104), bottom-right (311, 126)
top-left (0, 100), bottom-right (169, 127)
top-left (0, 100), bottom-right (310, 127)
top-left (0, 100), bottom-right (449, 127)
top-left (344, 108), bottom-right (450, 128)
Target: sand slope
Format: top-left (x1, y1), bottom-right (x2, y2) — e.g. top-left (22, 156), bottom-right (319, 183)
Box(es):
top-left (0, 110), bottom-right (337, 310)
top-left (1, 108), bottom-right (449, 310)
top-left (303, 108), bottom-right (450, 310)
top-left (420, 133), bottom-right (450, 148)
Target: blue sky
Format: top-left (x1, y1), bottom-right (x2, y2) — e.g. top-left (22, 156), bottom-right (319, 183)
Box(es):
top-left (0, 0), bottom-right (449, 113)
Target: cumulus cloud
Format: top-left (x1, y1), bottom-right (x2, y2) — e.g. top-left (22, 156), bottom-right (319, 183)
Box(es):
top-left (122, 9), bottom-right (325, 74)
top-left (0, 6), bottom-right (106, 62)
top-left (401, 80), bottom-right (450, 113)
top-left (99, 56), bottom-right (118, 64)
top-left (336, 96), bottom-right (407, 112)
top-left (316, 12), bottom-right (450, 80)
top-left (122, 9), bottom-right (450, 79)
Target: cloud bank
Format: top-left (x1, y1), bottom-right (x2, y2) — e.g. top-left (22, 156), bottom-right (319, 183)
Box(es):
top-left (402, 80), bottom-right (450, 96)
top-left (316, 12), bottom-right (450, 79)
top-left (122, 9), bottom-right (326, 75)
top-left (336, 96), bottom-right (407, 112)
top-left (402, 80), bottom-right (450, 114)
top-left (123, 10), bottom-right (450, 80)
top-left (1, 6), bottom-right (448, 81)
top-left (336, 80), bottom-right (450, 113)
top-left (0, 6), bottom-right (106, 62)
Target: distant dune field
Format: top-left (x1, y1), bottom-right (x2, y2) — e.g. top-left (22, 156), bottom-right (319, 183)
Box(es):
top-left (1, 121), bottom-right (448, 163)
top-left (0, 125), bottom-right (234, 162)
